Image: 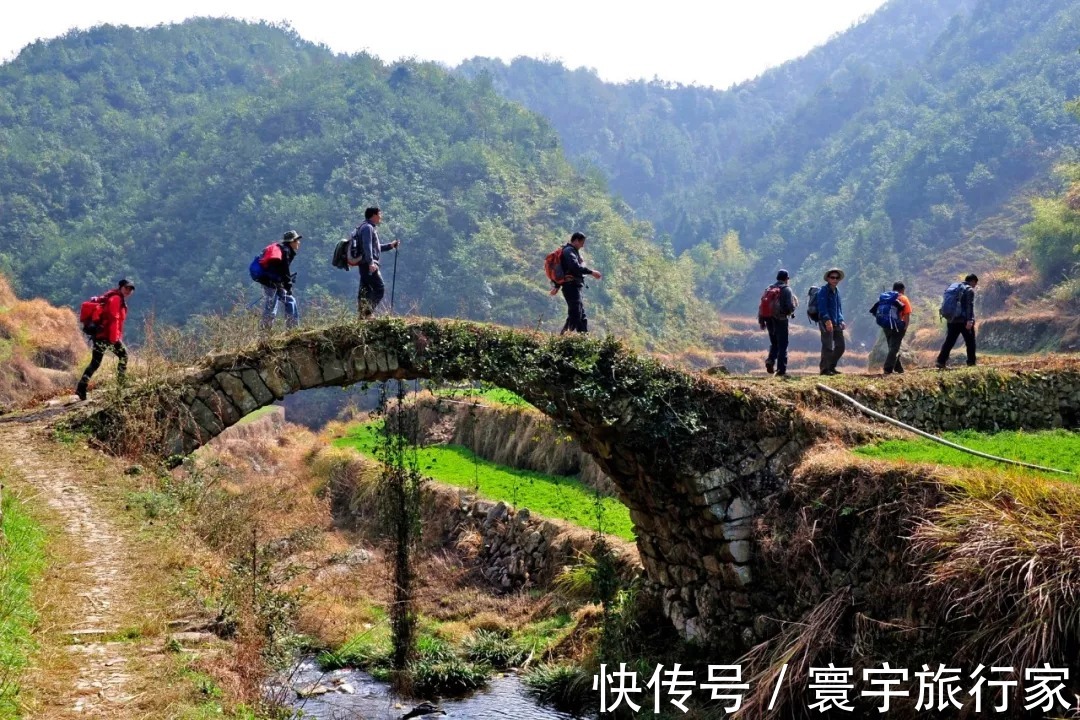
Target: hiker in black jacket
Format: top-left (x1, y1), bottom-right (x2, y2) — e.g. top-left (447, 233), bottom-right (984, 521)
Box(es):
top-left (758, 269), bottom-right (796, 377)
top-left (559, 232), bottom-right (602, 334)
top-left (936, 273), bottom-right (978, 368)
top-left (351, 207), bottom-right (400, 316)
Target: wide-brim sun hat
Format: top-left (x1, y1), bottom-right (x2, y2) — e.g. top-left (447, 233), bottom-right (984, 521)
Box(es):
top-left (823, 268), bottom-right (845, 282)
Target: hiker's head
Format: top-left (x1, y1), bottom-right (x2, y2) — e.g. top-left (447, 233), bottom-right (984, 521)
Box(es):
top-left (283, 230), bottom-right (302, 249)
top-left (570, 231), bottom-right (586, 249)
top-left (893, 282), bottom-right (905, 293)
top-left (118, 278), bottom-right (135, 297)
top-left (824, 268), bottom-right (844, 285)
top-left (965, 273), bottom-right (979, 286)
top-left (776, 269), bottom-right (790, 282)
top-left (365, 207), bottom-right (382, 224)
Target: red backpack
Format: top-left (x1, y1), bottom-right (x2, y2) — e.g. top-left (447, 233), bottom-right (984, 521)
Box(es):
top-left (758, 285), bottom-right (782, 319)
top-left (78, 290), bottom-right (117, 335)
top-left (544, 247), bottom-right (568, 286)
top-left (258, 242), bottom-right (282, 267)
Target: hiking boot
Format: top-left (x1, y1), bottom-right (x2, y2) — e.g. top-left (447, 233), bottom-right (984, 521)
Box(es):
top-left (76, 382), bottom-right (87, 401)
top-left (935, 363), bottom-right (947, 370)
top-left (883, 370), bottom-right (893, 375)
top-left (765, 361), bottom-right (775, 375)
top-left (895, 367), bottom-right (905, 374)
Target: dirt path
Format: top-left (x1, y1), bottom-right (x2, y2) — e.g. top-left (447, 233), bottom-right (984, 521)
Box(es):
top-left (0, 422), bottom-right (140, 718)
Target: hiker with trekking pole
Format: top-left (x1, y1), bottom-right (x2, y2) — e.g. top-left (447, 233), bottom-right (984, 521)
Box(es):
top-left (348, 207), bottom-right (400, 316)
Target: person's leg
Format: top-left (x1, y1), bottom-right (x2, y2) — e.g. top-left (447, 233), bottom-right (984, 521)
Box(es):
top-left (282, 290), bottom-right (299, 329)
top-left (562, 284), bottom-right (583, 334)
top-left (819, 323), bottom-right (834, 374)
top-left (578, 299), bottom-right (588, 333)
top-left (775, 320), bottom-right (789, 375)
top-left (112, 342), bottom-right (128, 385)
top-left (893, 328), bottom-right (907, 372)
top-left (937, 324), bottom-right (962, 367)
top-left (261, 284), bottom-right (278, 330)
top-left (765, 319), bottom-right (778, 373)
top-left (883, 329), bottom-right (900, 373)
top-left (76, 339), bottom-right (108, 399)
top-left (831, 328), bottom-right (846, 371)
top-left (367, 271), bottom-right (386, 315)
top-left (961, 325), bottom-right (976, 366)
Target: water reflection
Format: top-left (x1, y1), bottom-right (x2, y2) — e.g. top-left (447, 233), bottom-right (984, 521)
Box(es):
top-left (274, 658), bottom-right (580, 719)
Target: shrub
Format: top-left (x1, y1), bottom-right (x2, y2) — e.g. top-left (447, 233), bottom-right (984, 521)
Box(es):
top-left (462, 629), bottom-right (527, 669)
top-left (523, 663), bottom-right (593, 715)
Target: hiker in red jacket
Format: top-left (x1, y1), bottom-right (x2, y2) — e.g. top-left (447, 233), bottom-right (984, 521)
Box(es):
top-left (76, 279), bottom-right (135, 401)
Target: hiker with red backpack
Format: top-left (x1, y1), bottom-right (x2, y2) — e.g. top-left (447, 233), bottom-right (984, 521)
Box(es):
top-left (936, 273), bottom-right (978, 369)
top-left (350, 207), bottom-right (400, 317)
top-left (869, 281), bottom-right (913, 375)
top-left (758, 269), bottom-right (797, 377)
top-left (250, 230), bottom-right (302, 331)
top-left (550, 232), bottom-right (601, 334)
top-left (75, 279), bottom-right (135, 401)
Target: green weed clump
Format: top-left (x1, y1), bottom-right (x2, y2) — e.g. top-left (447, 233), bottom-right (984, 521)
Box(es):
top-left (335, 421), bottom-right (635, 540)
top-left (523, 664), bottom-right (593, 715)
top-left (0, 486), bottom-right (48, 715)
top-left (462, 629), bottom-right (528, 669)
top-left (854, 428), bottom-right (1080, 479)
top-left (409, 656), bottom-right (490, 697)
top-left (435, 384), bottom-right (534, 409)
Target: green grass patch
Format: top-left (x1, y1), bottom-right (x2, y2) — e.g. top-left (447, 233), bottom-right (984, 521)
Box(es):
top-left (854, 428), bottom-right (1080, 479)
top-left (434, 385), bottom-right (534, 409)
top-left (334, 422), bottom-right (634, 540)
top-left (0, 487), bottom-right (48, 717)
top-left (236, 405), bottom-right (279, 425)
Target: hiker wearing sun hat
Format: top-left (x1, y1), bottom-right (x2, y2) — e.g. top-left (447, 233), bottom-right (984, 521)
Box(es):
top-left (816, 268), bottom-right (846, 375)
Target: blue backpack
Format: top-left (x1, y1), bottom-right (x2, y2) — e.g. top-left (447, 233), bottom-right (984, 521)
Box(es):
top-left (940, 282), bottom-right (967, 322)
top-left (874, 291), bottom-right (902, 330)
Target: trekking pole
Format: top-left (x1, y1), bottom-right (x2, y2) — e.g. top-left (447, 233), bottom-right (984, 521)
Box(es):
top-left (391, 245), bottom-right (398, 314)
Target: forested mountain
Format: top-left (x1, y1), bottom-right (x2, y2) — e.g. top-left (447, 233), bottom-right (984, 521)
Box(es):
top-left (460, 0), bottom-right (1080, 336)
top-left (0, 20), bottom-right (710, 349)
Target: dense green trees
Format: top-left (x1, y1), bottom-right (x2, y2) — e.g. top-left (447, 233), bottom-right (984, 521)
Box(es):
top-left (0, 20), bottom-right (711, 349)
top-left (461, 0), bottom-right (1080, 340)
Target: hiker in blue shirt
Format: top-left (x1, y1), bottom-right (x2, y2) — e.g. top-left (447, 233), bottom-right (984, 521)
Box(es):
top-left (817, 268), bottom-right (846, 375)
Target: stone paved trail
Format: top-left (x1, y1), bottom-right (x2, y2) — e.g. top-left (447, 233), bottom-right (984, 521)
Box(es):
top-left (0, 421), bottom-right (140, 719)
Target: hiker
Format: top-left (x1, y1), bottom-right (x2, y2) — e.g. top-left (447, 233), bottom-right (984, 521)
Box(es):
top-left (76, 279), bottom-right (134, 401)
top-left (351, 207), bottom-right (400, 317)
top-left (255, 230), bottom-right (302, 331)
top-left (871, 281), bottom-right (913, 375)
top-left (816, 268), bottom-right (846, 375)
top-left (758, 269), bottom-right (796, 377)
top-left (936, 273), bottom-right (978, 369)
top-left (558, 232), bottom-right (602, 334)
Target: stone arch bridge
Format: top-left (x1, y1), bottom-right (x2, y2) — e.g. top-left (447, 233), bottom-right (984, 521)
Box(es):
top-left (76, 318), bottom-right (1080, 654)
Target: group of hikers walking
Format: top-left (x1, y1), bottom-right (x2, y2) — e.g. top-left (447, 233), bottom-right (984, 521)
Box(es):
top-left (75, 216), bottom-right (984, 399)
top-left (758, 269), bottom-right (979, 377)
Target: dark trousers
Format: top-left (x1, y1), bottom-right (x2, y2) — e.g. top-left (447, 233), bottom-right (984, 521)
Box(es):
top-left (937, 322), bottom-right (976, 367)
top-left (883, 326), bottom-right (907, 373)
top-left (358, 267), bottom-right (386, 317)
top-left (764, 318), bottom-right (789, 374)
top-left (79, 339), bottom-right (128, 388)
top-left (818, 324), bottom-right (845, 373)
top-left (560, 283), bottom-right (588, 334)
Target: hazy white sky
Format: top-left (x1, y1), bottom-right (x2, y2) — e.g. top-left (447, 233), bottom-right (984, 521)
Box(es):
top-left (2, 0), bottom-right (890, 89)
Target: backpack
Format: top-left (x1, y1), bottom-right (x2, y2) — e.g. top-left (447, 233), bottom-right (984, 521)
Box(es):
top-left (78, 290), bottom-right (115, 336)
top-left (249, 243), bottom-right (281, 285)
top-left (758, 285), bottom-right (783, 320)
top-left (332, 238), bottom-right (351, 270)
top-left (806, 286), bottom-right (821, 324)
top-left (544, 247), bottom-right (568, 286)
top-left (940, 282), bottom-right (967, 322)
top-left (873, 290), bottom-right (902, 330)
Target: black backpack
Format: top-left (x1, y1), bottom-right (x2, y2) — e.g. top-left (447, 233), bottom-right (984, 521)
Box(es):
top-left (332, 238), bottom-right (351, 270)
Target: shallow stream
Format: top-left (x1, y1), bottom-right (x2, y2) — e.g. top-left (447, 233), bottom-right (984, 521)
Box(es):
top-left (275, 657), bottom-right (579, 719)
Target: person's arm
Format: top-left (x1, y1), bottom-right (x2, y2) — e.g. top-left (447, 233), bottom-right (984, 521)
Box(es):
top-left (964, 287), bottom-right (975, 323)
top-left (900, 296), bottom-right (913, 326)
top-left (379, 239), bottom-right (399, 252)
top-left (780, 286), bottom-right (795, 316)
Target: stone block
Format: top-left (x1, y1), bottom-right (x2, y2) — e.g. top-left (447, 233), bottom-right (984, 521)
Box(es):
top-left (319, 347), bottom-right (348, 384)
top-left (695, 466), bottom-right (737, 493)
top-left (216, 371), bottom-right (259, 416)
top-left (259, 366), bottom-right (291, 400)
top-left (757, 436), bottom-right (787, 457)
top-left (727, 497), bottom-right (756, 521)
top-left (287, 345), bottom-right (323, 388)
top-left (188, 398), bottom-right (224, 437)
top-left (240, 369), bottom-right (275, 406)
top-left (728, 540), bottom-right (751, 564)
top-left (723, 520), bottom-right (753, 541)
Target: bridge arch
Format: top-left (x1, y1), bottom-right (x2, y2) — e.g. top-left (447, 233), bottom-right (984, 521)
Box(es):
top-left (75, 318), bottom-right (1080, 655)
